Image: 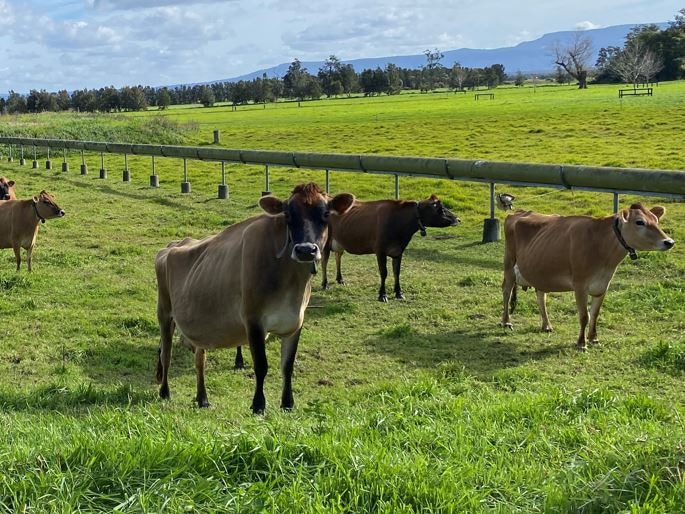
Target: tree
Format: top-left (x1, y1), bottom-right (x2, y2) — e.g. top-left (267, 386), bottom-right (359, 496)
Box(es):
top-left (553, 33), bottom-right (593, 88)
top-left (283, 59), bottom-right (309, 100)
top-left (200, 86), bottom-right (215, 107)
top-left (608, 40), bottom-right (663, 87)
top-left (384, 63), bottom-right (402, 94)
top-left (318, 55), bottom-right (345, 98)
top-left (56, 90), bottom-right (71, 111)
top-left (423, 48), bottom-right (444, 91)
top-left (7, 91), bottom-right (27, 114)
top-left (449, 63), bottom-right (468, 91)
top-left (514, 71), bottom-right (525, 87)
top-left (157, 88), bottom-right (171, 110)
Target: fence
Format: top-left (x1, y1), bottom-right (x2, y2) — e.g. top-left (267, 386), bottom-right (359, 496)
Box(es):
top-left (1, 136), bottom-right (684, 242)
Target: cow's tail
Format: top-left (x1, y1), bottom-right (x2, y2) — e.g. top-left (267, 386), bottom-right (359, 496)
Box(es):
top-left (509, 285), bottom-right (518, 314)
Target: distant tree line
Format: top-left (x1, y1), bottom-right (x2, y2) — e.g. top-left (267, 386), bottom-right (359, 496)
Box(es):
top-left (0, 52), bottom-right (508, 115)
top-left (594, 8), bottom-right (685, 85)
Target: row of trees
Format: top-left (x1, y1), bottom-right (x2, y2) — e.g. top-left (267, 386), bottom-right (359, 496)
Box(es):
top-left (0, 52), bottom-right (508, 114)
top-left (553, 8), bottom-right (685, 88)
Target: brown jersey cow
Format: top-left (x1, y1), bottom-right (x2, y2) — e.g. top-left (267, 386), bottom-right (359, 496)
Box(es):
top-left (321, 194), bottom-right (460, 301)
top-left (0, 177), bottom-right (17, 200)
top-left (501, 204), bottom-right (675, 350)
top-left (0, 191), bottom-right (65, 271)
top-left (155, 183), bottom-right (354, 413)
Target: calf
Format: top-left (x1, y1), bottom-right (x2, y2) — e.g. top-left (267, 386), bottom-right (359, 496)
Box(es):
top-left (501, 204), bottom-right (675, 349)
top-left (155, 183), bottom-right (354, 412)
top-left (0, 177), bottom-right (17, 200)
top-left (0, 191), bottom-right (65, 271)
top-left (321, 194), bottom-right (460, 301)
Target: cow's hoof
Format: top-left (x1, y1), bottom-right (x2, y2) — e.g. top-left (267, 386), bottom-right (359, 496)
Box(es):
top-left (159, 385), bottom-right (171, 400)
top-left (589, 339), bottom-right (600, 346)
top-left (336, 279), bottom-right (345, 285)
top-left (542, 326), bottom-right (553, 333)
top-left (395, 293), bottom-right (405, 300)
top-left (197, 399), bottom-right (210, 408)
top-left (378, 294), bottom-right (388, 302)
top-left (501, 322), bottom-right (513, 330)
top-left (576, 345), bottom-right (588, 352)
top-left (321, 283), bottom-right (328, 290)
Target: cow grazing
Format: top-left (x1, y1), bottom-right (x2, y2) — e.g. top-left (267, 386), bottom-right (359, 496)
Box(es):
top-left (321, 194), bottom-right (460, 301)
top-left (155, 183), bottom-right (355, 413)
top-left (0, 177), bottom-right (17, 200)
top-left (501, 204), bottom-right (675, 350)
top-left (0, 191), bottom-right (65, 271)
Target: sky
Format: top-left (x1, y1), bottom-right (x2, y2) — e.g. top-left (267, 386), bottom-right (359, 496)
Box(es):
top-left (0, 0), bottom-right (680, 93)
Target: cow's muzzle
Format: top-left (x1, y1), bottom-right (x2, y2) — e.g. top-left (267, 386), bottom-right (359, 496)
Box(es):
top-left (292, 243), bottom-right (321, 262)
top-left (662, 238), bottom-right (675, 250)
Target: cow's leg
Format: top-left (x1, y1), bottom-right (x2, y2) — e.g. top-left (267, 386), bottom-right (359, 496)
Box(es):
top-left (335, 251), bottom-right (345, 285)
top-left (234, 346), bottom-right (245, 369)
top-left (247, 322), bottom-right (268, 414)
top-left (587, 293), bottom-right (607, 345)
top-left (321, 241), bottom-right (330, 289)
top-left (26, 245), bottom-right (34, 272)
top-left (280, 328), bottom-right (301, 411)
top-left (392, 254), bottom-right (404, 299)
top-left (195, 347), bottom-right (210, 408)
top-left (501, 262), bottom-right (516, 329)
top-left (376, 253), bottom-right (388, 302)
top-left (156, 311), bottom-right (175, 400)
top-left (13, 245), bottom-right (21, 271)
top-left (536, 290), bottom-right (553, 332)
top-left (573, 289), bottom-right (589, 350)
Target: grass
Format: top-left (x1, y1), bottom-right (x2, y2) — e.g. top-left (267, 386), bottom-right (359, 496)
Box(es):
top-left (0, 82), bottom-right (684, 512)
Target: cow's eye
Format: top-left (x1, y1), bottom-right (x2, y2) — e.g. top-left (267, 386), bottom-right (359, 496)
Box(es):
top-left (322, 210), bottom-right (330, 220)
top-left (636, 219), bottom-right (645, 226)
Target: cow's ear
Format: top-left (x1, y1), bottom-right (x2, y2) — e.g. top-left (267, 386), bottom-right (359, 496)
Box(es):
top-left (619, 209), bottom-right (629, 223)
top-left (329, 193), bottom-right (355, 215)
top-left (8, 181), bottom-right (15, 187)
top-left (32, 196), bottom-right (39, 204)
top-left (429, 194), bottom-right (439, 201)
top-left (259, 195), bottom-right (285, 215)
top-left (650, 206), bottom-right (665, 220)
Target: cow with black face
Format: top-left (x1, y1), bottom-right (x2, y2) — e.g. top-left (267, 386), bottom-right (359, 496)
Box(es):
top-left (155, 183), bottom-right (355, 412)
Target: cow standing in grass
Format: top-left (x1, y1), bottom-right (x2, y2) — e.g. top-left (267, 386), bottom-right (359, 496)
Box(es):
top-left (0, 191), bottom-right (65, 271)
top-left (155, 183), bottom-right (354, 413)
top-left (501, 204), bottom-right (675, 350)
top-left (321, 194), bottom-right (460, 301)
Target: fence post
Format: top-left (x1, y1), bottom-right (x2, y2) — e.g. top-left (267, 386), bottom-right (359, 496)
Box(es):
top-left (613, 193), bottom-right (619, 214)
top-left (394, 174), bottom-right (399, 200)
top-left (213, 130), bottom-right (220, 144)
top-left (99, 152), bottom-right (107, 179)
top-left (19, 145), bottom-right (25, 166)
top-left (482, 182), bottom-right (500, 243)
top-left (149, 155), bottom-right (159, 187)
top-left (325, 169), bottom-right (330, 193)
top-left (7, 144), bottom-right (12, 163)
top-left (262, 164), bottom-right (271, 196)
top-left (80, 150), bottom-right (88, 175)
top-left (32, 146), bottom-right (39, 169)
top-left (61, 147), bottom-right (69, 172)
top-left (123, 153), bottom-right (130, 182)
top-left (218, 161), bottom-right (228, 199)
top-left (181, 158), bottom-right (191, 193)
top-left (45, 147), bottom-right (52, 170)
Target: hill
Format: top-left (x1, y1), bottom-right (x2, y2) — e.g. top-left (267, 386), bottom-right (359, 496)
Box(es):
top-left (218, 22), bottom-right (668, 82)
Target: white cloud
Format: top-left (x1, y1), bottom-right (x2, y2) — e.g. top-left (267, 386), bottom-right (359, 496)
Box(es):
top-left (575, 20), bottom-right (603, 30)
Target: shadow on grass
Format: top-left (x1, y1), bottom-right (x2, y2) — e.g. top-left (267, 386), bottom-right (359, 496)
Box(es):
top-left (406, 246), bottom-right (502, 270)
top-left (365, 325), bottom-right (566, 376)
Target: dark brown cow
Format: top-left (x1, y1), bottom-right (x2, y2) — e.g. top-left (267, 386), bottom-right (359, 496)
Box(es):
top-left (0, 191), bottom-right (65, 271)
top-left (501, 204), bottom-right (675, 349)
top-left (0, 177), bottom-right (17, 200)
top-left (321, 194), bottom-right (460, 301)
top-left (155, 183), bottom-right (354, 413)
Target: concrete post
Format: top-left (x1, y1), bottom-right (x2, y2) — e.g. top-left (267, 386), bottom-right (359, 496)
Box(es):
top-left (149, 155), bottom-right (159, 187)
top-left (80, 150), bottom-right (88, 175)
top-left (262, 164), bottom-right (271, 196)
top-left (181, 158), bottom-right (191, 193)
top-left (123, 154), bottom-right (130, 182)
top-left (482, 183), bottom-right (500, 243)
top-left (99, 152), bottom-right (107, 179)
top-left (218, 161), bottom-right (228, 199)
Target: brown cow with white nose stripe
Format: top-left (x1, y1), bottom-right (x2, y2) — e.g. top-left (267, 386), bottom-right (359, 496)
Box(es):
top-left (501, 204), bottom-right (675, 350)
top-left (155, 183), bottom-right (355, 413)
top-left (0, 191), bottom-right (66, 271)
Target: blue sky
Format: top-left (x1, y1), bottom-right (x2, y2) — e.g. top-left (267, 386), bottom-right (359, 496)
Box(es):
top-left (0, 0), bottom-right (679, 93)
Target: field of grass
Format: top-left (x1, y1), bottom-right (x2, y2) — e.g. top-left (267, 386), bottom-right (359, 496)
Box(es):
top-left (0, 82), bottom-right (683, 512)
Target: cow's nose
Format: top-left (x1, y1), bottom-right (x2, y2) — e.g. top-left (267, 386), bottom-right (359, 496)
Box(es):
top-left (58, 210), bottom-right (65, 217)
top-left (664, 239), bottom-right (675, 250)
top-left (293, 243), bottom-right (320, 262)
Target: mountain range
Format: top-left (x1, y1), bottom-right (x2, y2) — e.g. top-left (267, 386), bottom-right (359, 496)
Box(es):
top-left (218, 22), bottom-right (668, 83)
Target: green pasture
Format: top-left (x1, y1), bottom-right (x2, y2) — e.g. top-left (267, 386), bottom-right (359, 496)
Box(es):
top-left (0, 82), bottom-right (683, 512)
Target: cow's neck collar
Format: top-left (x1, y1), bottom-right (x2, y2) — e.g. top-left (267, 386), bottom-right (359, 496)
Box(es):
top-left (32, 200), bottom-right (46, 224)
top-left (415, 203), bottom-right (427, 237)
top-left (613, 216), bottom-right (637, 260)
